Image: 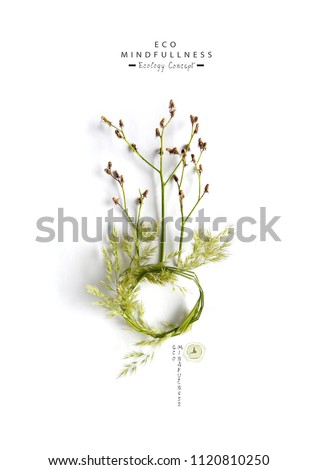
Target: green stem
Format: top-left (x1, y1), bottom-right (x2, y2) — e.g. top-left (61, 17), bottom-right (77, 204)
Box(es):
top-left (158, 116), bottom-right (173, 262)
top-left (120, 183), bottom-right (128, 211)
top-left (164, 159), bottom-right (182, 185)
top-left (195, 150), bottom-right (203, 198)
top-left (118, 204), bottom-right (135, 228)
top-left (177, 193), bottom-right (205, 263)
top-left (135, 190), bottom-right (144, 257)
top-left (179, 162), bottom-right (185, 187)
top-left (137, 192), bottom-right (143, 225)
top-left (112, 124), bottom-right (160, 173)
top-left (194, 164), bottom-right (202, 199)
top-left (186, 126), bottom-right (195, 151)
top-left (185, 193), bottom-right (205, 222)
top-left (178, 210), bottom-right (185, 264)
top-left (159, 129), bottom-right (165, 262)
top-left (176, 126), bottom-right (195, 263)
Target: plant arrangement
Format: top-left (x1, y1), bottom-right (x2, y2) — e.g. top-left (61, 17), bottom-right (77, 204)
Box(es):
top-left (87, 100), bottom-right (230, 377)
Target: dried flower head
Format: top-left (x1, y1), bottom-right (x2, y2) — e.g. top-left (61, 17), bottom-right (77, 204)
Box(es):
top-left (142, 189), bottom-right (149, 198)
top-left (169, 99), bottom-right (176, 117)
top-left (107, 161), bottom-right (112, 169)
top-left (131, 143), bottom-right (137, 151)
top-left (104, 168), bottom-right (112, 175)
top-left (119, 119), bottom-right (124, 128)
top-left (190, 115), bottom-right (198, 125)
top-left (166, 147), bottom-right (180, 155)
top-left (160, 118), bottom-right (165, 128)
top-left (112, 170), bottom-right (120, 179)
top-left (198, 138), bottom-right (207, 151)
top-left (204, 184), bottom-right (210, 193)
top-left (179, 189), bottom-right (185, 199)
top-left (119, 175), bottom-right (125, 184)
top-left (112, 197), bottom-right (120, 205)
top-left (173, 174), bottom-right (179, 183)
top-left (155, 128), bottom-right (161, 138)
top-left (194, 123), bottom-right (199, 134)
top-left (115, 129), bottom-right (123, 139)
top-left (191, 154), bottom-right (196, 164)
top-left (198, 164), bottom-right (203, 173)
top-left (101, 116), bottom-right (112, 126)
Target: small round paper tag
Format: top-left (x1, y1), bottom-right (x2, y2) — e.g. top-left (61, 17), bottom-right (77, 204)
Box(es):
top-left (184, 342), bottom-right (205, 362)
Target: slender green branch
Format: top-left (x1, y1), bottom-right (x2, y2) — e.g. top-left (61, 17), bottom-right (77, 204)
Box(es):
top-left (159, 127), bottom-right (165, 262)
top-left (105, 121), bottom-right (160, 173)
top-left (185, 193), bottom-right (205, 222)
top-left (116, 202), bottom-right (136, 228)
top-left (197, 149), bottom-right (204, 164)
top-left (179, 161), bottom-right (186, 187)
top-left (165, 159), bottom-right (182, 185)
top-left (186, 124), bottom-right (195, 151)
top-left (120, 183), bottom-right (128, 211)
top-left (135, 190), bottom-right (144, 257)
top-left (158, 116), bottom-right (173, 262)
top-left (177, 184), bottom-right (185, 263)
top-left (137, 190), bottom-right (144, 226)
top-left (193, 151), bottom-right (203, 199)
top-left (176, 123), bottom-right (196, 262)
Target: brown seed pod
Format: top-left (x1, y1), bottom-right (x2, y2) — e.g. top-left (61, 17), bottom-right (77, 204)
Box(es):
top-left (160, 118), bottom-right (165, 128)
top-left (101, 116), bottom-right (112, 126)
top-left (142, 189), bottom-right (149, 198)
top-left (104, 168), bottom-right (112, 175)
top-left (194, 123), bottom-right (199, 134)
top-left (173, 174), bottom-right (179, 182)
top-left (119, 119), bottom-right (124, 128)
top-left (112, 197), bottom-right (120, 205)
top-left (115, 129), bottom-right (123, 139)
top-left (204, 184), bottom-right (210, 193)
top-left (155, 128), bottom-right (161, 137)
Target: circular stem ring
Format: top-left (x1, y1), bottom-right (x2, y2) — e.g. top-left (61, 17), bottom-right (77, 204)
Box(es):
top-left (129, 265), bottom-right (204, 339)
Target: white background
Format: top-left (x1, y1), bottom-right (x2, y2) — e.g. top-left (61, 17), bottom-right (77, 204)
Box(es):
top-left (1, 1), bottom-right (318, 469)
